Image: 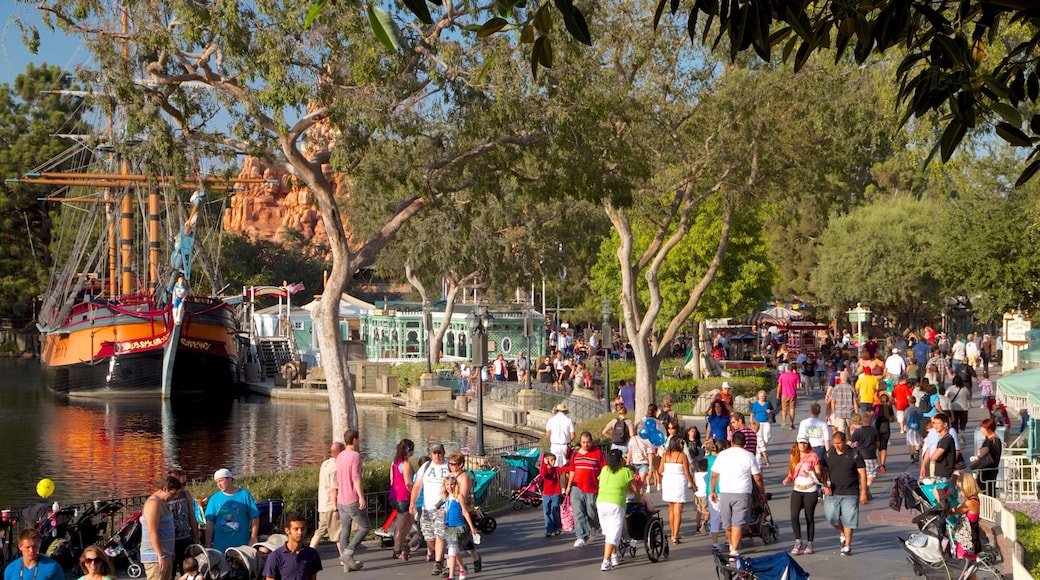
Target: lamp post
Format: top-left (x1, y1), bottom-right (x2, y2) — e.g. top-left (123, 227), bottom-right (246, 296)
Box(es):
top-left (523, 297), bottom-right (533, 389)
top-left (467, 304), bottom-right (493, 456)
top-left (422, 300), bottom-right (433, 374)
top-left (847, 303), bottom-right (871, 359)
top-left (601, 297), bottom-right (611, 412)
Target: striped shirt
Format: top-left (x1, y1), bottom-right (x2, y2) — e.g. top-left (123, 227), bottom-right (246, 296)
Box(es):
top-left (738, 427), bottom-right (757, 454)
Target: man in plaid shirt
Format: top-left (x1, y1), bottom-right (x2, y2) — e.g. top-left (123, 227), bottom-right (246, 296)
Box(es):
top-left (926, 347), bottom-right (953, 389)
top-left (830, 379), bottom-right (857, 436)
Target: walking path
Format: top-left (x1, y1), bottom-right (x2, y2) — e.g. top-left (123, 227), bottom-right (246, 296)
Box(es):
top-left (311, 368), bottom-right (1008, 579)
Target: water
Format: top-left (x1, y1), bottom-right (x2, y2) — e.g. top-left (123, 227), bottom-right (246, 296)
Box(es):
top-left (0, 359), bottom-right (533, 509)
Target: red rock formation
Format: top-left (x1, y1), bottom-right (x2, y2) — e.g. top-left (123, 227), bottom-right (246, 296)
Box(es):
top-left (222, 157), bottom-right (328, 243)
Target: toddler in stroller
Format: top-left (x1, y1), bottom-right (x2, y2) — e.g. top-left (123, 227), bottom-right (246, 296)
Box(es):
top-left (102, 510), bottom-right (144, 578)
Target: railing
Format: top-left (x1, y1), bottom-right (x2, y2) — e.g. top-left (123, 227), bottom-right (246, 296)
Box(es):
top-left (484, 380), bottom-right (606, 423)
top-left (978, 493), bottom-right (1033, 579)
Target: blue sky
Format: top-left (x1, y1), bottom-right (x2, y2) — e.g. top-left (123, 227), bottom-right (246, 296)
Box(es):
top-left (0, 4), bottom-right (89, 86)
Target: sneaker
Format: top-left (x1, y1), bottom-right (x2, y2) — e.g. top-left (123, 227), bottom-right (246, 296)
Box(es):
top-left (432, 561), bottom-right (444, 576)
top-left (545, 533), bottom-right (554, 538)
top-left (574, 538), bottom-right (587, 548)
top-left (553, 530), bottom-right (562, 536)
top-left (729, 551), bottom-right (741, 560)
top-left (711, 544), bottom-right (720, 555)
top-left (839, 534), bottom-right (846, 547)
top-left (803, 543), bottom-right (814, 555)
top-left (790, 542), bottom-right (803, 555)
top-left (426, 554), bottom-right (434, 563)
top-left (840, 546), bottom-right (851, 556)
top-left (472, 558), bottom-right (482, 573)
top-left (610, 553), bottom-right (619, 567)
top-left (458, 567), bottom-right (467, 580)
top-left (600, 560), bottom-right (613, 571)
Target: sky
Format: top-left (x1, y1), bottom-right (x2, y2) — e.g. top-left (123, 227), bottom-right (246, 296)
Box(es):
top-left (0, 4), bottom-right (90, 86)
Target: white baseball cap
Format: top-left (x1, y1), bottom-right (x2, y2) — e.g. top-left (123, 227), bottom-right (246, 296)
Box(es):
top-left (213, 468), bottom-right (234, 481)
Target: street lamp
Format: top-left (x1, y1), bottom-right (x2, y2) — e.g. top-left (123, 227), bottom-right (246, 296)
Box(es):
top-left (422, 300), bottom-right (433, 374)
top-left (467, 304), bottom-right (493, 456)
top-left (602, 297), bottom-right (612, 412)
top-left (847, 303), bottom-right (871, 358)
top-left (523, 297), bottom-right (534, 389)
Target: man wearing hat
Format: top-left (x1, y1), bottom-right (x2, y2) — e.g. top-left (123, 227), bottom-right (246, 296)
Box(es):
top-left (884, 347), bottom-right (906, 383)
top-left (205, 468), bottom-right (259, 552)
top-left (410, 442), bottom-right (451, 576)
top-left (546, 403), bottom-right (576, 466)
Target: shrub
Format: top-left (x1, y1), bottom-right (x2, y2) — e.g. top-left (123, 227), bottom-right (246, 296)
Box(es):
top-left (1012, 505), bottom-right (1040, 577)
top-left (387, 361), bottom-right (455, 389)
top-left (188, 460), bottom-right (395, 506)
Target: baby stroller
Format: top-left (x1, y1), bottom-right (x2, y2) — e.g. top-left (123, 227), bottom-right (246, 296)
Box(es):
top-left (713, 551), bottom-right (810, 580)
top-left (470, 467), bottom-right (499, 533)
top-left (102, 510), bottom-right (143, 578)
top-left (185, 544), bottom-right (230, 580)
top-left (503, 449), bottom-right (543, 511)
top-left (899, 494), bottom-right (1003, 579)
top-left (225, 545), bottom-right (262, 580)
top-left (619, 501), bottom-right (669, 563)
top-left (743, 485), bottom-right (779, 545)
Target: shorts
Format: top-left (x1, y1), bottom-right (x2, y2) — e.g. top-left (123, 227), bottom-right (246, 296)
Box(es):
top-left (420, 508), bottom-right (446, 540)
top-left (906, 429), bottom-right (922, 447)
top-left (781, 397), bottom-right (797, 415)
top-left (824, 494), bottom-right (860, 529)
top-left (694, 496), bottom-right (707, 516)
top-left (708, 498), bottom-right (721, 533)
top-left (718, 493), bottom-right (750, 531)
top-left (389, 499), bottom-right (410, 513)
top-left (144, 561), bottom-right (172, 580)
top-left (445, 524), bottom-right (468, 556)
top-left (596, 502), bottom-right (624, 548)
top-left (632, 463), bottom-right (649, 475)
top-left (863, 458), bottom-right (879, 480)
top-left (896, 409), bottom-right (905, 425)
top-left (550, 443), bottom-right (570, 467)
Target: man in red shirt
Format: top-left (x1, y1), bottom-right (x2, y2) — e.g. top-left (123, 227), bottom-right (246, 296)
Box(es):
top-left (892, 379), bottom-right (911, 434)
top-left (776, 364), bottom-right (802, 429)
top-left (563, 432), bottom-right (606, 548)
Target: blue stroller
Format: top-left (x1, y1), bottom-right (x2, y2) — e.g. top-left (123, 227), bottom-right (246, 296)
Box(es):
top-left (713, 551), bottom-right (810, 579)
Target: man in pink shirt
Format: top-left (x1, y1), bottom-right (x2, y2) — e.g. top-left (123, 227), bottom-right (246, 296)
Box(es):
top-left (776, 363), bottom-right (802, 429)
top-left (336, 429), bottom-right (368, 572)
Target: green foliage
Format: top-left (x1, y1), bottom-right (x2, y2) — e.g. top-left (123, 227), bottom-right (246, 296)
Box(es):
top-left (189, 460), bottom-right (394, 506)
top-left (0, 63), bottom-right (89, 324)
top-left (810, 196), bottom-right (947, 330)
top-left (387, 361), bottom-right (456, 389)
top-left (1017, 511), bottom-right (1040, 577)
top-left (218, 235), bottom-right (328, 298)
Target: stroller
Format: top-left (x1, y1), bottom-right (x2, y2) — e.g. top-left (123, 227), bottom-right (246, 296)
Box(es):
top-left (742, 484), bottom-right (779, 545)
top-left (503, 449), bottom-right (543, 511)
top-left (185, 544), bottom-right (230, 580)
top-left (470, 467), bottom-right (499, 533)
top-left (898, 493), bottom-right (1003, 579)
top-left (713, 551), bottom-right (810, 580)
top-left (45, 500), bottom-right (123, 572)
top-left (102, 510), bottom-right (144, 578)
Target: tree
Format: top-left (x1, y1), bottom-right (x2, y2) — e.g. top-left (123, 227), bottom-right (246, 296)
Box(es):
top-left (0, 64), bottom-right (89, 325)
top-left (31, 0), bottom-right (539, 442)
top-left (810, 196), bottom-right (948, 331)
top-left (376, 1), bottom-right (1040, 183)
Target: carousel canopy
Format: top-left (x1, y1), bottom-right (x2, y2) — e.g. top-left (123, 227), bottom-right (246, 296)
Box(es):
top-left (742, 306), bottom-right (806, 326)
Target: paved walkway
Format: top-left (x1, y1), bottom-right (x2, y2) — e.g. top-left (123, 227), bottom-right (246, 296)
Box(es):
top-left (313, 368), bottom-right (1007, 579)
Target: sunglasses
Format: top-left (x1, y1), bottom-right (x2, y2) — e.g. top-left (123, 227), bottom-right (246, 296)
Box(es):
top-left (85, 558), bottom-right (99, 564)
top-left (449, 462), bottom-right (461, 466)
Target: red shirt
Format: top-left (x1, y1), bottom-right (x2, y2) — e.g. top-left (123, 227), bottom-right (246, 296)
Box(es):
top-left (892, 381), bottom-right (911, 411)
top-left (540, 460), bottom-right (562, 496)
top-left (566, 448), bottom-right (606, 493)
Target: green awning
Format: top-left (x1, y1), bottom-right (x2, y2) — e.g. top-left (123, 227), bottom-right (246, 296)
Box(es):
top-left (997, 367), bottom-right (1040, 400)
top-left (1021, 348), bottom-right (1040, 363)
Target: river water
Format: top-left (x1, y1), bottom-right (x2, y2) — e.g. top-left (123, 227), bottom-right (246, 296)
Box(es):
top-left (0, 359), bottom-right (532, 509)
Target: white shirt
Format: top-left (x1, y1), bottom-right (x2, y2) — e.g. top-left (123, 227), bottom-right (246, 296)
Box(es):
top-left (885, 354), bottom-right (907, 377)
top-left (797, 417), bottom-right (832, 449)
top-left (546, 412), bottom-right (575, 445)
top-left (951, 341), bottom-right (966, 361)
top-left (420, 459), bottom-right (451, 507)
top-left (711, 447), bottom-right (760, 494)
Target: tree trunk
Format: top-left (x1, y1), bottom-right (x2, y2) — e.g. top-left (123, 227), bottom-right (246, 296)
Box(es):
top-left (688, 322), bottom-right (702, 378)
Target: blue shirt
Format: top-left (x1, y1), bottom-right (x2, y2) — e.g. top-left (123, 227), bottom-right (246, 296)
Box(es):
top-left (4, 556), bottom-right (65, 580)
top-left (750, 401), bottom-right (773, 424)
top-left (205, 487), bottom-right (260, 551)
top-left (707, 414), bottom-right (730, 441)
top-left (261, 544), bottom-right (323, 580)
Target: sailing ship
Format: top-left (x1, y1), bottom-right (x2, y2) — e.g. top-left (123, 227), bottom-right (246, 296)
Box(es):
top-left (9, 139), bottom-right (263, 397)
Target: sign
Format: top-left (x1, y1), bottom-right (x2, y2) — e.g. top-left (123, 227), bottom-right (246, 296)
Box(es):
top-left (1005, 316), bottom-right (1032, 344)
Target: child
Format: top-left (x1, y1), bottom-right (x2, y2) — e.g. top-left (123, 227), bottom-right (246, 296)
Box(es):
top-left (626, 428), bottom-right (654, 489)
top-left (177, 557), bottom-right (200, 580)
top-left (540, 453), bottom-right (563, 537)
top-left (692, 458), bottom-right (708, 533)
top-left (441, 475), bottom-right (476, 580)
top-left (904, 396), bottom-right (923, 463)
top-left (979, 372), bottom-right (994, 412)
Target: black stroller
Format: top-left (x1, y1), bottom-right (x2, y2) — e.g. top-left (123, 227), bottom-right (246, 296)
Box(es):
top-left (743, 484), bottom-right (780, 545)
top-left (898, 493), bottom-right (1003, 579)
top-left (713, 551), bottom-right (810, 579)
top-left (102, 510), bottom-right (143, 578)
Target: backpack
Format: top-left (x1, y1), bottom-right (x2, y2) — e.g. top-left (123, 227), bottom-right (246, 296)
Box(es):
top-left (611, 418), bottom-right (630, 445)
top-left (907, 410), bottom-right (921, 431)
top-left (918, 393), bottom-right (933, 414)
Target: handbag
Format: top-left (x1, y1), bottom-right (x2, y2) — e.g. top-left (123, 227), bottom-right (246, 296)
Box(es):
top-left (560, 496), bottom-right (575, 532)
top-left (767, 408), bottom-right (776, 424)
top-left (970, 452), bottom-right (995, 471)
top-left (952, 514), bottom-right (976, 554)
top-left (953, 451), bottom-right (966, 471)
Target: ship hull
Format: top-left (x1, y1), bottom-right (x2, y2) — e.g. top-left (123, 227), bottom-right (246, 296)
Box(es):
top-left (40, 297), bottom-right (239, 397)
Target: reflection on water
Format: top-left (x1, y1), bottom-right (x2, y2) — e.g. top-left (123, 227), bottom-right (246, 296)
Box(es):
top-left (0, 359), bottom-right (533, 509)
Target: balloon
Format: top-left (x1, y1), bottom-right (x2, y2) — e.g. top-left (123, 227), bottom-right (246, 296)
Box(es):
top-left (639, 427), bottom-right (651, 439)
top-left (36, 478), bottom-right (55, 498)
top-left (650, 431), bottom-right (666, 447)
top-left (644, 418), bottom-right (658, 433)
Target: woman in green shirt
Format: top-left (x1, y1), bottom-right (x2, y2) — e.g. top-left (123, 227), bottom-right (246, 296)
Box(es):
top-left (596, 449), bottom-right (639, 571)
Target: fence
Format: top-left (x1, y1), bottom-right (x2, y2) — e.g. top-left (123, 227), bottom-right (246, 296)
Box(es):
top-left (485, 380), bottom-right (607, 423)
top-left (978, 492), bottom-right (1033, 579)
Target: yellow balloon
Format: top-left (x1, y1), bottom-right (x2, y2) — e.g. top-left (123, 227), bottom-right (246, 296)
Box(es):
top-left (36, 478), bottom-right (55, 499)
